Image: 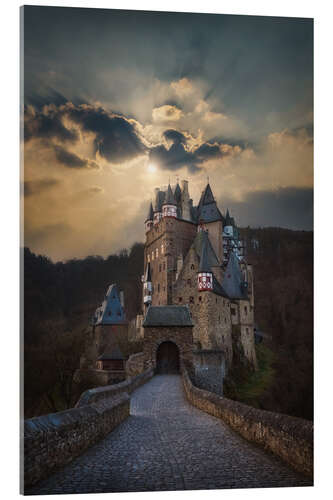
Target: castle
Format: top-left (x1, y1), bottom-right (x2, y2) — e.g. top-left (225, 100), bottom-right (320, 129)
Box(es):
top-left (78, 179), bottom-right (257, 394)
top-left (137, 180), bottom-right (257, 370)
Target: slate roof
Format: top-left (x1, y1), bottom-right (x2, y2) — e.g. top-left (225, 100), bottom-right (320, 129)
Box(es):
top-left (225, 209), bottom-right (233, 226)
top-left (193, 230), bottom-right (219, 269)
top-left (196, 184), bottom-right (223, 223)
top-left (143, 305), bottom-right (194, 327)
top-left (164, 184), bottom-right (176, 205)
top-left (98, 345), bottom-right (125, 361)
top-left (174, 183), bottom-right (182, 203)
top-left (154, 190), bottom-right (166, 212)
top-left (93, 284), bottom-right (126, 325)
top-left (146, 202), bottom-right (154, 222)
top-left (198, 183), bottom-right (215, 206)
top-left (222, 251), bottom-right (247, 300)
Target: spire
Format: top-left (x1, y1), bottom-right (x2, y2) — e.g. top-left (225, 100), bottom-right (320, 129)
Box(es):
top-left (199, 183), bottom-right (215, 207)
top-left (174, 182), bottom-right (182, 203)
top-left (164, 184), bottom-right (176, 206)
top-left (225, 209), bottom-right (233, 226)
top-left (145, 202), bottom-right (154, 222)
top-left (198, 232), bottom-right (212, 273)
top-left (222, 251), bottom-right (247, 299)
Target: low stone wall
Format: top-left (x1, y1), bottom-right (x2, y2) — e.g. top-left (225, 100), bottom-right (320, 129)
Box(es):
top-left (182, 369), bottom-right (313, 478)
top-left (76, 367), bottom-right (154, 407)
top-left (24, 368), bottom-right (154, 489)
top-left (125, 352), bottom-right (145, 378)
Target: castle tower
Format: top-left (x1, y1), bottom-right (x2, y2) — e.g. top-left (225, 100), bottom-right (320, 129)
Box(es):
top-left (197, 183), bottom-right (224, 265)
top-left (162, 184), bottom-right (177, 218)
top-left (145, 202), bottom-right (154, 233)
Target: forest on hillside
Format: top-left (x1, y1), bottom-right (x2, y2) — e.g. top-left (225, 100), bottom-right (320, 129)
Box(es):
top-left (23, 227), bottom-right (313, 420)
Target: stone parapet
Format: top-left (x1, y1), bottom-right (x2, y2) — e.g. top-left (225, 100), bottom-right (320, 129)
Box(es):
top-left (182, 369), bottom-right (313, 478)
top-left (24, 368), bottom-right (154, 489)
top-left (126, 352), bottom-right (145, 377)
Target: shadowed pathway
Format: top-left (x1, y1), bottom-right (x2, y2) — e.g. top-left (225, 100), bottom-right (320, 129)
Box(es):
top-left (27, 375), bottom-right (312, 494)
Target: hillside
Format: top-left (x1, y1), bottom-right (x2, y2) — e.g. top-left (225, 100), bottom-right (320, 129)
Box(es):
top-left (23, 227), bottom-right (313, 420)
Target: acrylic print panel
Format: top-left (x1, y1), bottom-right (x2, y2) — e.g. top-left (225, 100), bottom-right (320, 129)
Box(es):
top-left (22, 5), bottom-right (313, 495)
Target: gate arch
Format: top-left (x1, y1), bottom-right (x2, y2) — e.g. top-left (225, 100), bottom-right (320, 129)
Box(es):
top-left (156, 341), bottom-right (180, 374)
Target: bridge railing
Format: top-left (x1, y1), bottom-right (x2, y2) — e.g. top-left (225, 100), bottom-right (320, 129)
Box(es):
top-left (24, 367), bottom-right (154, 490)
top-left (182, 368), bottom-right (313, 479)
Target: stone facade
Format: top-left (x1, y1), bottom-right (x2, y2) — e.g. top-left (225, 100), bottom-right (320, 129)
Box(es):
top-left (143, 326), bottom-right (193, 372)
top-left (172, 246), bottom-right (233, 363)
top-left (144, 217), bottom-right (197, 307)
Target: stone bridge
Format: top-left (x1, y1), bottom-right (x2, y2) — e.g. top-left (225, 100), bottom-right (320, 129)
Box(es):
top-left (26, 375), bottom-right (312, 494)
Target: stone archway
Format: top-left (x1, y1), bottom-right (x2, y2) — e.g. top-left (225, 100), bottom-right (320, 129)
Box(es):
top-left (156, 341), bottom-right (180, 374)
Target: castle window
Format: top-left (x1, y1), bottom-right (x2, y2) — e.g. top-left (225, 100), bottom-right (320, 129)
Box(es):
top-left (199, 296), bottom-right (202, 302)
top-left (159, 264), bottom-right (162, 272)
top-left (216, 298), bottom-right (217, 304)
top-left (189, 296), bottom-right (194, 304)
top-left (158, 283), bottom-right (160, 293)
top-left (246, 328), bottom-right (249, 335)
top-left (231, 307), bottom-right (236, 316)
top-left (191, 264), bottom-right (195, 270)
top-left (178, 297), bottom-right (182, 303)
top-left (187, 279), bottom-right (191, 286)
top-left (244, 306), bottom-right (248, 315)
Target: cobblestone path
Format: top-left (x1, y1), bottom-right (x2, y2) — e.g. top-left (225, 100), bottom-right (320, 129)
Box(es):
top-left (27, 375), bottom-right (312, 494)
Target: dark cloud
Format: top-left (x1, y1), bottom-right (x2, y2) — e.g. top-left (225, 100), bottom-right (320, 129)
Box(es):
top-left (219, 187), bottom-right (313, 231)
top-left (54, 145), bottom-right (99, 170)
top-left (163, 129), bottom-right (187, 144)
top-left (150, 129), bottom-right (237, 173)
top-left (24, 178), bottom-right (61, 197)
top-left (64, 104), bottom-right (147, 163)
top-left (25, 102), bottom-right (147, 165)
top-left (24, 107), bottom-right (78, 143)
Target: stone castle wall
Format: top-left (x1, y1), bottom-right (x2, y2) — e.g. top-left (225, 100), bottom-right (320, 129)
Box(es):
top-left (172, 247), bottom-right (233, 364)
top-left (182, 369), bottom-right (313, 478)
top-left (143, 326), bottom-right (193, 371)
top-left (144, 217), bottom-right (197, 306)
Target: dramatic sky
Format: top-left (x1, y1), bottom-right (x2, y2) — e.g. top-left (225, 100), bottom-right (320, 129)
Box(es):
top-left (23, 6), bottom-right (313, 262)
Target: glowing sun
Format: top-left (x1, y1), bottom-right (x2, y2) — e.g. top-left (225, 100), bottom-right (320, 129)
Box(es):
top-left (147, 163), bottom-right (157, 173)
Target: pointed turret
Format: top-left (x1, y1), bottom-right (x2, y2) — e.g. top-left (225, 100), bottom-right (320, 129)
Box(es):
top-left (174, 182), bottom-right (182, 204)
top-left (162, 184), bottom-right (177, 218)
top-left (222, 251), bottom-right (247, 299)
top-left (145, 202), bottom-right (154, 233)
top-left (197, 183), bottom-right (223, 223)
top-left (224, 208), bottom-right (234, 236)
top-left (197, 232), bottom-right (213, 291)
top-left (153, 188), bottom-right (164, 225)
